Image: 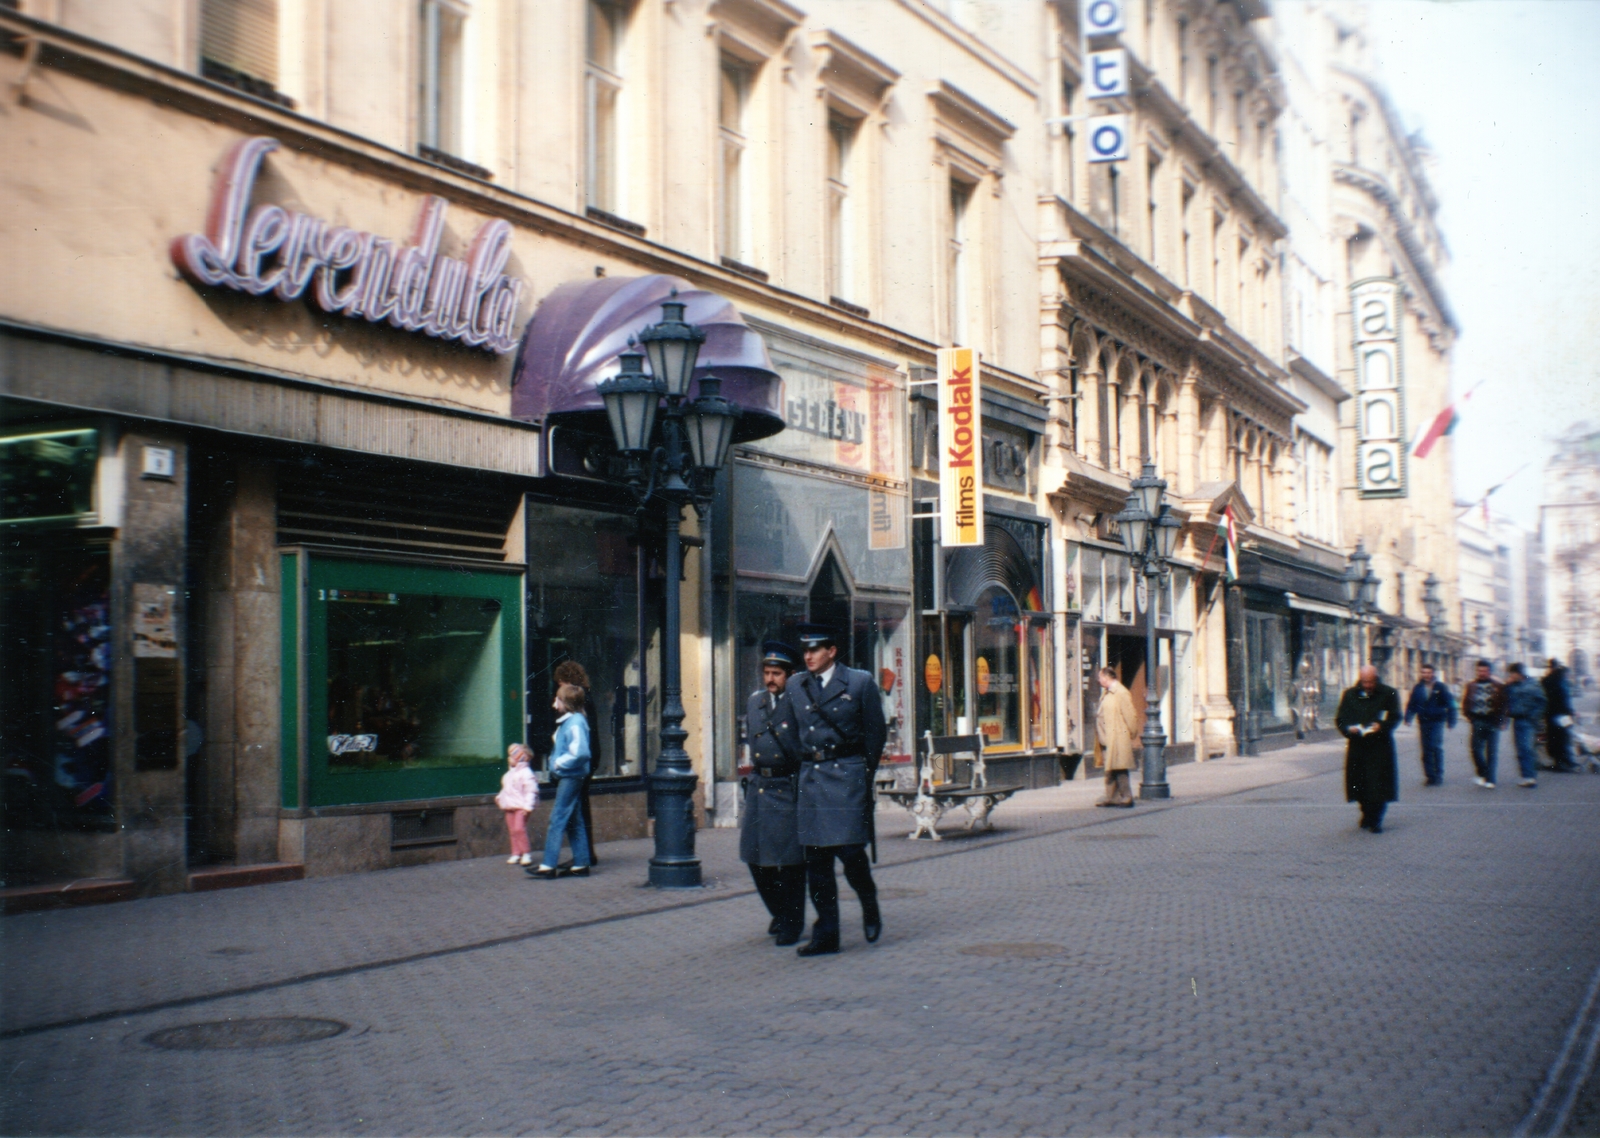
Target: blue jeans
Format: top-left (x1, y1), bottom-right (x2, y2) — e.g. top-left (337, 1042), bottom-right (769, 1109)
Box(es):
top-left (541, 776), bottom-right (591, 869)
top-left (1469, 721), bottom-right (1499, 783)
top-left (1417, 720), bottom-right (1447, 783)
top-left (1512, 718), bottom-right (1539, 782)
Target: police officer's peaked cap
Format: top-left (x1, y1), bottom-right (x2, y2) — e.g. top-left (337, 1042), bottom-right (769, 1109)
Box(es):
top-left (760, 640), bottom-right (799, 671)
top-left (794, 623), bottom-right (840, 649)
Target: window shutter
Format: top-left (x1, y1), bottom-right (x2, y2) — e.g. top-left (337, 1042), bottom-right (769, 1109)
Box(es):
top-left (200, 0), bottom-right (279, 85)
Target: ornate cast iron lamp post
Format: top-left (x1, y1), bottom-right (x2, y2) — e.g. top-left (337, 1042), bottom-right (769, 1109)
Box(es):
top-left (1112, 461), bottom-right (1183, 800)
top-left (596, 295), bottom-right (739, 888)
top-left (1343, 540), bottom-right (1383, 667)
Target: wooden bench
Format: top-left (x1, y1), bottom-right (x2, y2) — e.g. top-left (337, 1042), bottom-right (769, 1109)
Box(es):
top-left (878, 732), bottom-right (1024, 840)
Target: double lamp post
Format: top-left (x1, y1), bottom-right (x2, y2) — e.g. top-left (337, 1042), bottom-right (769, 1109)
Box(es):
top-left (1112, 462), bottom-right (1183, 800)
top-left (595, 295), bottom-right (740, 889)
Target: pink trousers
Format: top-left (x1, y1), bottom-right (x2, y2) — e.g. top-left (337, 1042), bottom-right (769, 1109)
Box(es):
top-left (503, 809), bottom-right (531, 856)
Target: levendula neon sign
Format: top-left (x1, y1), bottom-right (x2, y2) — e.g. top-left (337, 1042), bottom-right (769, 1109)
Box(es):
top-left (172, 136), bottom-right (524, 353)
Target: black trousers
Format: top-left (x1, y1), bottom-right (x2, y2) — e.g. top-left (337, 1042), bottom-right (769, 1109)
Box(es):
top-left (804, 844), bottom-right (877, 942)
top-left (748, 864), bottom-right (806, 935)
top-left (1358, 799), bottom-right (1389, 829)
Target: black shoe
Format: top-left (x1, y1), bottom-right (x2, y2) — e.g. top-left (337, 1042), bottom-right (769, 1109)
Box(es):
top-left (775, 927), bottom-right (804, 947)
top-left (862, 902), bottom-right (882, 944)
top-left (566, 865), bottom-right (591, 877)
top-left (527, 866), bottom-right (558, 879)
top-left (797, 938), bottom-right (840, 957)
top-left (1369, 823), bottom-right (1383, 834)
top-left (768, 918), bottom-right (782, 936)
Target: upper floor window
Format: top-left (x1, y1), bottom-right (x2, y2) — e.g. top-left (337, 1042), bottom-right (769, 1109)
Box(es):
top-left (200, 0), bottom-right (291, 106)
top-left (585, 0), bottom-right (626, 213)
top-left (1146, 151), bottom-right (1163, 270)
top-left (827, 111), bottom-right (861, 303)
top-left (948, 176), bottom-right (975, 346)
top-left (718, 56), bottom-right (752, 263)
top-left (419, 0), bottom-right (466, 157)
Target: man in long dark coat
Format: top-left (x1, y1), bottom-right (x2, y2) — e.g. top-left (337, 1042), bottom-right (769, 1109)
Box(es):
top-left (790, 623), bottom-right (887, 957)
top-left (1336, 665), bottom-right (1402, 833)
top-left (739, 641), bottom-right (806, 946)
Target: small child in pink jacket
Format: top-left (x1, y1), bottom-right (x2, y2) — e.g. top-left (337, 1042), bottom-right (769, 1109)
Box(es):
top-left (495, 744), bottom-right (540, 865)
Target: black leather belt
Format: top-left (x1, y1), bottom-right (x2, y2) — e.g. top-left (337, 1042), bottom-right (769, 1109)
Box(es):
top-left (757, 767), bottom-right (796, 779)
top-left (803, 751), bottom-right (864, 763)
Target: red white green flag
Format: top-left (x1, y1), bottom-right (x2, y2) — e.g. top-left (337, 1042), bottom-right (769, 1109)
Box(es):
top-left (1412, 381), bottom-right (1484, 459)
top-left (1223, 505), bottom-right (1240, 581)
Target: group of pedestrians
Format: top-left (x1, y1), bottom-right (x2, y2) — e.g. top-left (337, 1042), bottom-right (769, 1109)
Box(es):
top-left (1338, 657), bottom-right (1583, 833)
top-left (739, 627), bottom-right (886, 956)
top-left (496, 662), bottom-right (599, 879)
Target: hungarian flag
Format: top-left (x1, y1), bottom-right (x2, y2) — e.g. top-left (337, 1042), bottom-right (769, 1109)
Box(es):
top-left (1412, 382), bottom-right (1482, 459)
top-left (1223, 505), bottom-right (1240, 581)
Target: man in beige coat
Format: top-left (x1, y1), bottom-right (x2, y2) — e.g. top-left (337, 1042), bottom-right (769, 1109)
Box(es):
top-left (1095, 666), bottom-right (1140, 808)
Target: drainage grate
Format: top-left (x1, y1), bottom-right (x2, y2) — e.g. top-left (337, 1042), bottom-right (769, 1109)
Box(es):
top-left (958, 943), bottom-right (1065, 959)
top-left (145, 1017), bottom-right (348, 1050)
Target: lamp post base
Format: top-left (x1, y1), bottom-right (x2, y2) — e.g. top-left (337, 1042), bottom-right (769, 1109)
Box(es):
top-left (646, 766), bottom-right (702, 888)
top-left (1138, 728), bottom-right (1170, 800)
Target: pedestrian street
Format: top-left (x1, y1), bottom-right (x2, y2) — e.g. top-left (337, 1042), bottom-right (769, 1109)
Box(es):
top-left (4, 731), bottom-right (1599, 1137)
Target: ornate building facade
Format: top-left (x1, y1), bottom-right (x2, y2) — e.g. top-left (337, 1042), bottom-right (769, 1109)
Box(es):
top-left (1540, 425), bottom-right (1600, 680)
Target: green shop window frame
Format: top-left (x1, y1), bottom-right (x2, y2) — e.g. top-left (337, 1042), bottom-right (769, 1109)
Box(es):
top-left (280, 547), bottom-right (525, 809)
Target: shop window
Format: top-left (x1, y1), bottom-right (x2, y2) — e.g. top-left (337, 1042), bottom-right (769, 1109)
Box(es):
top-left (282, 551), bottom-right (522, 808)
top-left (1080, 546), bottom-right (1103, 621)
top-left (1027, 620), bottom-right (1054, 748)
top-left (1, 428), bottom-right (99, 524)
top-left (1246, 609), bottom-right (1293, 733)
top-left (1, 541), bottom-right (114, 831)
top-left (973, 585), bottom-right (1022, 748)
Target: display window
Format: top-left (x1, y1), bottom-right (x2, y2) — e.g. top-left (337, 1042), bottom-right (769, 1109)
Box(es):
top-left (1246, 608), bottom-right (1295, 732)
top-left (281, 550), bottom-right (523, 808)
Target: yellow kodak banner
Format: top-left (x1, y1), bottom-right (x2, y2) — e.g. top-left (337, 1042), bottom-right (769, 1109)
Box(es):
top-left (937, 347), bottom-right (983, 547)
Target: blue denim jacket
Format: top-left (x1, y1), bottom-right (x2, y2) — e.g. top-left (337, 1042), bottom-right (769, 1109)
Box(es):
top-left (1505, 678), bottom-right (1547, 721)
top-left (550, 712), bottom-right (591, 778)
top-left (1405, 681), bottom-right (1458, 727)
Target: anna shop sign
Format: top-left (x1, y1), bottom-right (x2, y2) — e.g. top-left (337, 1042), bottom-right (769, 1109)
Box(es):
top-left (172, 137), bottom-right (524, 353)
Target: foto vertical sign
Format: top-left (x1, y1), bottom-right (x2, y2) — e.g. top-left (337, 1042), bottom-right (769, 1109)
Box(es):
top-left (937, 347), bottom-right (984, 547)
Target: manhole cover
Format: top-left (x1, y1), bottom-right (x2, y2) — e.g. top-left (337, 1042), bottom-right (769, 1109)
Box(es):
top-left (1076, 832), bottom-right (1156, 841)
top-left (876, 886), bottom-right (927, 899)
top-left (145, 1017), bottom-right (348, 1050)
top-left (958, 943), bottom-right (1065, 959)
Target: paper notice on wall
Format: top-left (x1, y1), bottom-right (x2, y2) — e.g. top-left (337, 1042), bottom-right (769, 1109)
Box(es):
top-left (868, 375), bottom-right (906, 550)
top-left (937, 347), bottom-right (983, 547)
top-left (132, 583), bottom-right (177, 658)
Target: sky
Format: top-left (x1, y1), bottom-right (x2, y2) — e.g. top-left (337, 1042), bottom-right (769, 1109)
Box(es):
top-left (1354, 0), bottom-right (1600, 530)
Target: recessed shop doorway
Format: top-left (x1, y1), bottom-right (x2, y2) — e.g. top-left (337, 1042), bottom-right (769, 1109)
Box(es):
top-left (1107, 634), bottom-right (1147, 721)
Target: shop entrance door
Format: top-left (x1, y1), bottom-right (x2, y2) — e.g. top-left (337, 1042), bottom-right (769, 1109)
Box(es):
top-left (1107, 634), bottom-right (1147, 725)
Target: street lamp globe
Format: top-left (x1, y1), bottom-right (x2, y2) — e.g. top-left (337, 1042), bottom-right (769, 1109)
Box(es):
top-left (1131, 460), bottom-right (1166, 521)
top-left (597, 349), bottom-right (662, 455)
top-left (637, 293), bottom-right (706, 400)
top-left (1113, 493), bottom-right (1149, 558)
top-left (682, 374), bottom-right (740, 472)
top-left (1344, 541), bottom-right (1372, 610)
top-left (1360, 568), bottom-right (1381, 611)
top-left (1154, 504), bottom-right (1182, 561)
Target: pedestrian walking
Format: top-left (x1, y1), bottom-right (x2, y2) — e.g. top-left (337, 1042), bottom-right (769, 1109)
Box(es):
top-left (552, 659), bottom-right (599, 866)
top-left (790, 624), bottom-right (886, 957)
top-left (1462, 660), bottom-right (1507, 789)
top-left (740, 641), bottom-right (807, 946)
top-left (496, 743), bottom-right (540, 865)
top-left (1504, 663), bottom-right (1547, 789)
top-left (528, 684), bottom-right (592, 879)
top-left (1542, 658), bottom-right (1581, 773)
top-left (1335, 665), bottom-right (1401, 833)
top-left (1404, 663), bottom-right (1457, 786)
top-left (1093, 666), bottom-right (1140, 808)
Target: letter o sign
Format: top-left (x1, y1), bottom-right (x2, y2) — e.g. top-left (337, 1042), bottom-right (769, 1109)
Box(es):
top-left (1088, 115), bottom-right (1130, 163)
top-left (1084, 0), bottom-right (1125, 35)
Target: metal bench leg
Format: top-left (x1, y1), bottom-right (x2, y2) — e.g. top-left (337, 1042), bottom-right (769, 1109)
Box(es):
top-left (964, 796), bottom-right (997, 832)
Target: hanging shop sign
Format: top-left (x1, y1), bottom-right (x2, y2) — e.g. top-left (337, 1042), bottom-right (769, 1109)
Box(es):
top-left (1082, 0), bottom-right (1125, 36)
top-left (1351, 278), bottom-right (1406, 497)
top-left (1087, 50), bottom-right (1128, 99)
top-left (937, 347), bottom-right (984, 547)
top-left (172, 136), bottom-right (525, 353)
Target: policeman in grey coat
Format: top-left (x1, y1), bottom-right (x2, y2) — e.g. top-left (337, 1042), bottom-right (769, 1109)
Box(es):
top-left (790, 624), bottom-right (887, 957)
top-left (739, 641), bottom-right (806, 945)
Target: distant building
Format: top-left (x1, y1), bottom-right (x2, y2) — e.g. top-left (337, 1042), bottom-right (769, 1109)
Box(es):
top-left (1540, 425), bottom-right (1600, 681)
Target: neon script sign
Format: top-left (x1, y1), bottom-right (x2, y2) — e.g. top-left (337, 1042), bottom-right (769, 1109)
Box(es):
top-left (172, 137), bottom-right (524, 353)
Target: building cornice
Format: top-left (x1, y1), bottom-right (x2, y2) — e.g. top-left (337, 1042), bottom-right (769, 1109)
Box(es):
top-left (893, 0), bottom-right (1039, 97)
top-left (1334, 163), bottom-right (1459, 338)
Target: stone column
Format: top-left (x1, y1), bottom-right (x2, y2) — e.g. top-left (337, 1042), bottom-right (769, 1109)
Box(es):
top-left (1177, 364), bottom-right (1200, 496)
top-left (114, 430), bottom-right (189, 895)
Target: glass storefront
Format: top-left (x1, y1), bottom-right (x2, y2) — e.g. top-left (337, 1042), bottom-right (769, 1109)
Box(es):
top-left (1070, 541), bottom-right (1195, 759)
top-left (1245, 608), bottom-right (1294, 735)
top-left (523, 502), bottom-right (658, 781)
top-left (281, 550), bottom-right (524, 808)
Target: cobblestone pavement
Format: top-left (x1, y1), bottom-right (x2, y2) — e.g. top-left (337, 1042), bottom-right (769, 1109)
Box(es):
top-left (4, 730), bottom-right (1599, 1137)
